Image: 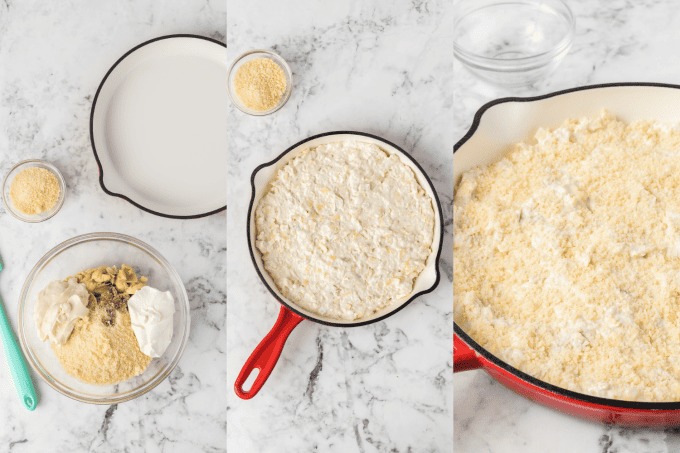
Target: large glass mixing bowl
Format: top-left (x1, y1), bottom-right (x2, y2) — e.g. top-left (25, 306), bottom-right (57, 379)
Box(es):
top-left (18, 232), bottom-right (190, 404)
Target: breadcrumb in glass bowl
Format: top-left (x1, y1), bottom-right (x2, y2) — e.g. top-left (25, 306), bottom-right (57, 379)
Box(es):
top-left (2, 159), bottom-right (66, 223)
top-left (228, 49), bottom-right (293, 116)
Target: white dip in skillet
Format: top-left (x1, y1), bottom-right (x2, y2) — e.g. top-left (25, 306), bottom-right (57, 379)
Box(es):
top-left (255, 141), bottom-right (435, 320)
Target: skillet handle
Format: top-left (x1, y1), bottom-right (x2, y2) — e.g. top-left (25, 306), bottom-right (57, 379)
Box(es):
top-left (235, 305), bottom-right (304, 399)
top-left (454, 334), bottom-right (482, 372)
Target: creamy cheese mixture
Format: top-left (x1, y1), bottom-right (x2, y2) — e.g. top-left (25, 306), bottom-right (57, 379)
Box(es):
top-left (256, 141), bottom-right (435, 320)
top-left (454, 111), bottom-right (680, 401)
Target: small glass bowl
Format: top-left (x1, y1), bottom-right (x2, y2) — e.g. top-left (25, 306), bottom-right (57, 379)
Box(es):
top-left (454, 0), bottom-right (575, 88)
top-left (228, 49), bottom-right (293, 116)
top-left (2, 159), bottom-right (66, 223)
top-left (18, 233), bottom-right (191, 404)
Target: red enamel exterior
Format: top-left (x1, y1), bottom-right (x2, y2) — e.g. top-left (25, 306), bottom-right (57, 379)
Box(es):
top-left (454, 334), bottom-right (680, 427)
top-left (453, 334), bottom-right (482, 372)
top-left (235, 306), bottom-right (304, 400)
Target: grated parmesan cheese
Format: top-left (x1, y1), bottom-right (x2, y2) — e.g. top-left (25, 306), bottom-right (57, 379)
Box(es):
top-left (454, 110), bottom-right (680, 401)
top-left (232, 57), bottom-right (287, 112)
top-left (9, 167), bottom-right (60, 215)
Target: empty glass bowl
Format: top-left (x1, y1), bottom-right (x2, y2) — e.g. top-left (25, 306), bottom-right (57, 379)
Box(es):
top-left (18, 233), bottom-right (190, 404)
top-left (454, 0), bottom-right (575, 87)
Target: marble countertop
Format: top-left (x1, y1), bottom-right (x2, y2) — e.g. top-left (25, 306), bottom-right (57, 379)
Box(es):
top-left (226, 0), bottom-right (453, 451)
top-left (0, 1), bottom-right (226, 452)
top-left (454, 0), bottom-right (680, 451)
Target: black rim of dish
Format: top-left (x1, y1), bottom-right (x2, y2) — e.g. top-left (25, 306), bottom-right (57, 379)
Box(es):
top-left (248, 131), bottom-right (445, 328)
top-left (89, 34), bottom-right (227, 219)
top-left (454, 81), bottom-right (680, 410)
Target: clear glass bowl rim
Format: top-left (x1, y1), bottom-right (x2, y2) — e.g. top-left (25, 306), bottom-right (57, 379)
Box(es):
top-left (453, 0), bottom-right (576, 63)
top-left (2, 159), bottom-right (67, 223)
top-left (17, 232), bottom-right (191, 404)
top-left (227, 49), bottom-right (293, 116)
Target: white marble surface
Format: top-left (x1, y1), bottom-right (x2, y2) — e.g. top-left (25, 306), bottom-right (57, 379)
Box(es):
top-left (227, 0), bottom-right (453, 451)
top-left (0, 1), bottom-right (226, 452)
top-left (454, 0), bottom-right (680, 451)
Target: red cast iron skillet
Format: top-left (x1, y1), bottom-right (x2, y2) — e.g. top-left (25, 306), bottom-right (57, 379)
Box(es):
top-left (454, 82), bottom-right (680, 427)
top-left (235, 131), bottom-right (444, 399)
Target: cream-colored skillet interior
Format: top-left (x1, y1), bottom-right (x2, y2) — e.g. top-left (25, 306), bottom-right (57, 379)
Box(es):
top-left (455, 85), bottom-right (680, 187)
top-left (251, 134), bottom-right (442, 325)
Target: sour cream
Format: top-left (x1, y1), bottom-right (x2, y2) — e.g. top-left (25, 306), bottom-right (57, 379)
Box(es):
top-left (128, 286), bottom-right (175, 358)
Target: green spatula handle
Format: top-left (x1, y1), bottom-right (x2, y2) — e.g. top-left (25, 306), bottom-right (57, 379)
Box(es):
top-left (0, 297), bottom-right (38, 410)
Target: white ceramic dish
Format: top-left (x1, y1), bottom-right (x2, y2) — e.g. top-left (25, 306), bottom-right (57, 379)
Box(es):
top-left (90, 34), bottom-right (227, 219)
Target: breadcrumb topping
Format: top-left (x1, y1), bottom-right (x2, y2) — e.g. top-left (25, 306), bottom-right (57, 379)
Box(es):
top-left (454, 111), bottom-right (680, 401)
